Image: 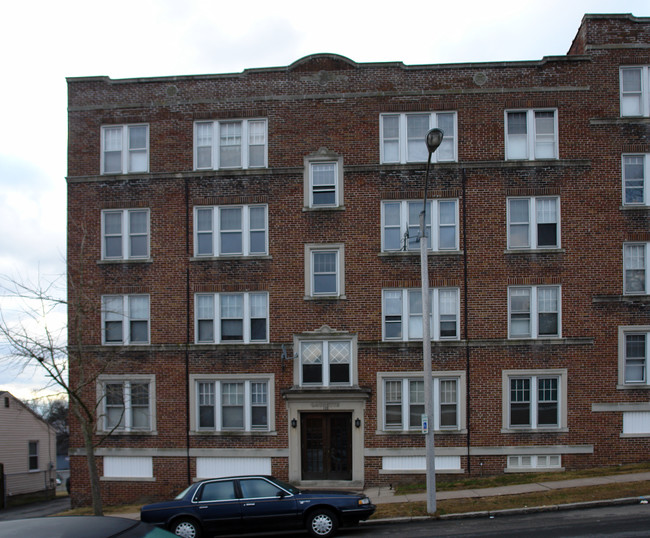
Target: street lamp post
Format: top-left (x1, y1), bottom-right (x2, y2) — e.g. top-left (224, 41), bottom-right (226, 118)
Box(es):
top-left (420, 128), bottom-right (444, 514)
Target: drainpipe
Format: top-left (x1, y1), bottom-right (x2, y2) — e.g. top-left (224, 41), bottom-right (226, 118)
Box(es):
top-left (462, 168), bottom-right (471, 474)
top-left (185, 177), bottom-right (191, 485)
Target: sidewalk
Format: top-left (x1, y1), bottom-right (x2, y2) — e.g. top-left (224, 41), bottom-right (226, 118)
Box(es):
top-left (363, 471), bottom-right (650, 504)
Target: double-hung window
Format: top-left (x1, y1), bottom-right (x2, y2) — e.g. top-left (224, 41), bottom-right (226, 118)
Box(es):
top-left (195, 292), bottom-right (268, 343)
top-left (194, 205), bottom-right (267, 257)
top-left (505, 110), bottom-right (557, 160)
top-left (620, 66), bottom-right (649, 117)
top-left (309, 162), bottom-right (338, 207)
top-left (382, 376), bottom-right (460, 431)
top-left (382, 288), bottom-right (459, 341)
top-left (622, 154), bottom-right (649, 206)
top-left (300, 340), bottom-right (351, 386)
top-left (305, 244), bottom-right (344, 298)
top-left (507, 197), bottom-right (560, 249)
top-left (506, 373), bottom-right (563, 429)
top-left (100, 378), bottom-right (153, 432)
top-left (101, 124), bottom-right (149, 174)
top-left (102, 209), bottom-right (149, 260)
top-left (196, 378), bottom-right (270, 432)
top-left (380, 112), bottom-right (457, 163)
top-left (382, 200), bottom-right (459, 252)
top-left (194, 119), bottom-right (267, 169)
top-left (620, 329), bottom-right (650, 385)
top-left (102, 295), bottom-right (150, 345)
top-left (624, 243), bottom-right (648, 295)
top-left (508, 286), bottom-right (560, 339)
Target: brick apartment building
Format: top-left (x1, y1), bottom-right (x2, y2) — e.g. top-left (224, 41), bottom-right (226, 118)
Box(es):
top-left (67, 13), bottom-right (650, 506)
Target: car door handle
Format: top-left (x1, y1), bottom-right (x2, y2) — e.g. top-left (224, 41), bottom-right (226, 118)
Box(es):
top-left (244, 503), bottom-right (256, 507)
top-left (199, 506), bottom-right (208, 509)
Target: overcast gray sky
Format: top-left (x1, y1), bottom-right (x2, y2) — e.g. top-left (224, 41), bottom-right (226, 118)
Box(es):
top-left (1, 0), bottom-right (648, 400)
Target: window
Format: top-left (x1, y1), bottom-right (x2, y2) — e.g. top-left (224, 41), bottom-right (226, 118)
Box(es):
top-left (624, 243), bottom-right (648, 295)
top-left (103, 456), bottom-right (153, 478)
top-left (623, 412), bottom-right (650, 434)
top-left (621, 330), bottom-right (650, 385)
top-left (505, 110), bottom-right (557, 160)
top-left (305, 244), bottom-right (344, 298)
top-left (101, 124), bottom-right (149, 174)
top-left (380, 374), bottom-right (462, 431)
top-left (195, 292), bottom-right (268, 343)
top-left (508, 286), bottom-right (560, 339)
top-left (380, 112), bottom-right (457, 163)
top-left (194, 205), bottom-right (267, 257)
top-left (102, 209), bottom-right (149, 260)
top-left (507, 197), bottom-right (560, 249)
top-left (507, 455), bottom-right (561, 470)
top-left (382, 288), bottom-right (459, 341)
top-left (102, 295), bottom-right (150, 345)
top-left (100, 378), bottom-right (153, 432)
top-left (28, 441), bottom-right (38, 470)
top-left (300, 340), bottom-right (352, 386)
top-left (620, 66), bottom-right (649, 117)
top-left (381, 200), bottom-right (459, 252)
top-left (303, 149), bottom-right (344, 208)
top-left (622, 154), bottom-right (650, 206)
top-left (194, 119), bottom-right (267, 169)
top-left (195, 378), bottom-right (270, 432)
top-left (503, 370), bottom-right (567, 431)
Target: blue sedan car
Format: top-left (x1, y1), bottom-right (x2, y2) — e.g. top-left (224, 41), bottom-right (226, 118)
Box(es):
top-left (140, 475), bottom-right (375, 538)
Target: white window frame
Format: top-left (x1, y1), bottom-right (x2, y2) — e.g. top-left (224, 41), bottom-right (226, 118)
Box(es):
top-left (507, 197), bottom-right (560, 250)
top-left (379, 112), bottom-right (458, 164)
top-left (194, 205), bottom-right (268, 257)
top-left (193, 119), bottom-right (268, 170)
top-left (101, 295), bottom-right (150, 345)
top-left (194, 292), bottom-right (269, 344)
top-left (101, 124), bottom-right (149, 174)
top-left (507, 454), bottom-right (561, 471)
top-left (304, 244), bottom-right (345, 298)
top-left (294, 334), bottom-right (357, 388)
top-left (505, 109), bottom-right (558, 160)
top-left (622, 154), bottom-right (650, 206)
top-left (623, 412), bottom-right (650, 435)
top-left (382, 288), bottom-right (460, 341)
top-left (381, 199), bottom-right (459, 252)
top-left (508, 285), bottom-right (561, 339)
top-left (620, 66), bottom-right (650, 117)
top-left (623, 243), bottom-right (648, 295)
top-left (377, 371), bottom-right (465, 432)
top-left (97, 376), bottom-right (155, 433)
top-left (303, 149), bottom-right (344, 209)
top-left (28, 441), bottom-right (38, 470)
top-left (103, 456), bottom-right (153, 478)
top-left (502, 369), bottom-right (567, 432)
top-left (101, 209), bottom-right (150, 260)
top-left (618, 326), bottom-right (650, 387)
top-left (191, 376), bottom-right (273, 433)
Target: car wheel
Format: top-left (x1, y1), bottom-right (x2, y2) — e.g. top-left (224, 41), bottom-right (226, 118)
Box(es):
top-left (307, 508), bottom-right (338, 538)
top-left (170, 517), bottom-right (202, 538)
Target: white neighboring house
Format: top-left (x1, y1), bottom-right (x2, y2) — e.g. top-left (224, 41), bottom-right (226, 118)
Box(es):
top-left (0, 391), bottom-right (57, 503)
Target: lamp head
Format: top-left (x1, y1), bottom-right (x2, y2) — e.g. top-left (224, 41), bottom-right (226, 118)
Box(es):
top-left (426, 128), bottom-right (444, 154)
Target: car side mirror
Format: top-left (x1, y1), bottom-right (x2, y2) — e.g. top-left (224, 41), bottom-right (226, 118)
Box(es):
top-left (277, 490), bottom-right (287, 498)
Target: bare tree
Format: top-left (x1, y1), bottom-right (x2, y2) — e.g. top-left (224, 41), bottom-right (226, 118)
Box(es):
top-left (0, 271), bottom-right (126, 516)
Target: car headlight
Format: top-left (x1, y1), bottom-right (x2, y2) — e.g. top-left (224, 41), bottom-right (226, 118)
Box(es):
top-left (358, 497), bottom-right (370, 505)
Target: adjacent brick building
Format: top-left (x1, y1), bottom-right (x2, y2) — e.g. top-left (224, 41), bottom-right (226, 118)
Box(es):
top-left (67, 13), bottom-right (650, 506)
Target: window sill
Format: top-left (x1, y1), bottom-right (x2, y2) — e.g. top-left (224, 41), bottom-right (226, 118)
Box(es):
top-left (501, 427), bottom-right (568, 434)
top-left (505, 467), bottom-right (564, 473)
top-left (504, 248), bottom-right (564, 254)
top-left (620, 205), bottom-right (650, 211)
top-left (190, 430), bottom-right (277, 436)
top-left (593, 295), bottom-right (650, 304)
top-left (303, 206), bottom-right (346, 212)
top-left (97, 430), bottom-right (157, 436)
top-left (507, 336), bottom-right (562, 342)
top-left (102, 343), bottom-right (150, 347)
top-left (376, 429), bottom-right (465, 435)
top-left (616, 383), bottom-right (650, 390)
top-left (190, 255), bottom-right (271, 261)
top-left (304, 295), bottom-right (346, 301)
top-left (620, 433), bottom-right (650, 438)
top-left (192, 341), bottom-right (270, 346)
top-left (101, 476), bottom-right (155, 482)
top-left (97, 258), bottom-right (153, 265)
top-left (378, 250), bottom-right (463, 257)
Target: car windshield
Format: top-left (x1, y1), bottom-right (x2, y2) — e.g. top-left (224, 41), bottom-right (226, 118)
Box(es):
top-left (271, 478), bottom-right (300, 495)
top-left (174, 484), bottom-right (194, 500)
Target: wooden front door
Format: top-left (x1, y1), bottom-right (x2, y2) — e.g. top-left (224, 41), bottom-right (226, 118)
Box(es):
top-left (301, 413), bottom-right (352, 480)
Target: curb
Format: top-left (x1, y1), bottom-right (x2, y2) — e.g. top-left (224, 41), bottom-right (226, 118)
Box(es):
top-left (360, 495), bottom-right (650, 526)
